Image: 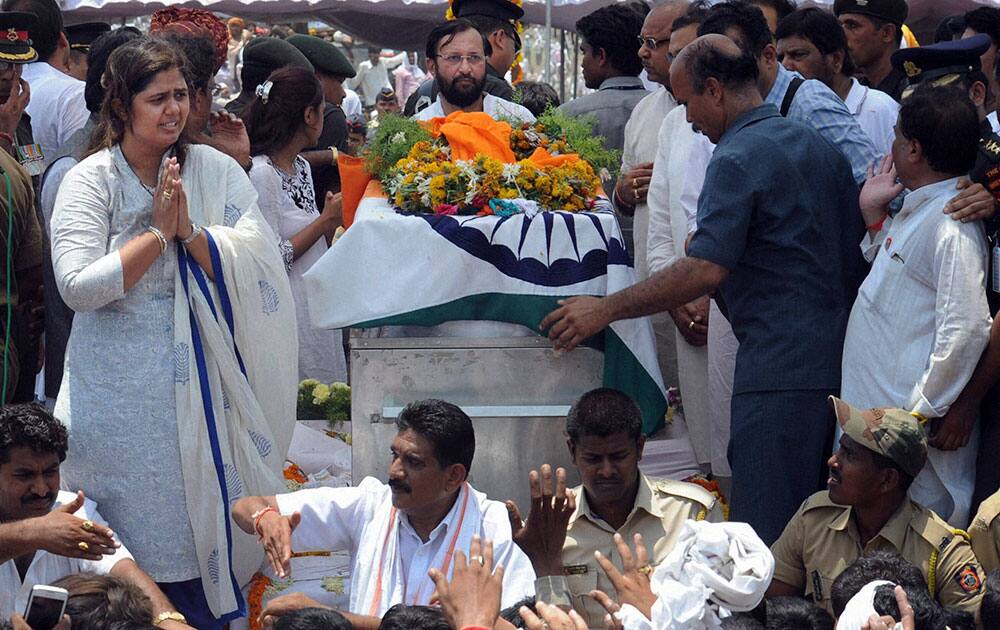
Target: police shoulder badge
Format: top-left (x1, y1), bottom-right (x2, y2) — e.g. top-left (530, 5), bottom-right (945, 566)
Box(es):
top-left (955, 563), bottom-right (983, 594)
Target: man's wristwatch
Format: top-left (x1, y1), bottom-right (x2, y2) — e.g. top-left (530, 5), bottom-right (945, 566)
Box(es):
top-left (153, 611), bottom-right (187, 626)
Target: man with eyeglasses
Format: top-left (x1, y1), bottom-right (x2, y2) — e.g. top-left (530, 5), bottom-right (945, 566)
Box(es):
top-left (558, 3), bottom-right (649, 154)
top-left (404, 0), bottom-right (523, 116)
top-left (413, 19), bottom-right (534, 123)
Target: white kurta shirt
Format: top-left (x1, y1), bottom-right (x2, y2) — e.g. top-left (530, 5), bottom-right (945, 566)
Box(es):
top-left (350, 60), bottom-right (391, 107)
top-left (413, 94), bottom-right (535, 124)
top-left (844, 78), bottom-right (898, 159)
top-left (23, 62), bottom-right (89, 160)
top-left (1, 491), bottom-right (133, 618)
top-left (276, 476), bottom-right (535, 614)
top-left (621, 88), bottom-right (676, 281)
top-left (841, 176), bottom-right (991, 525)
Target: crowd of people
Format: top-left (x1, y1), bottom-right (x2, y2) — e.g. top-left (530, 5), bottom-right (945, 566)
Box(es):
top-left (5, 0), bottom-right (1000, 628)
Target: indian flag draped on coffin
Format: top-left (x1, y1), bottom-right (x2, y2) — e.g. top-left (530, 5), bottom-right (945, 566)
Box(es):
top-left (302, 198), bottom-right (668, 434)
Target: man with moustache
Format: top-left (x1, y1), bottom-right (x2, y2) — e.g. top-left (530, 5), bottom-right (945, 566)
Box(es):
top-left (232, 399), bottom-right (535, 628)
top-left (413, 19), bottom-right (534, 122)
top-left (0, 405), bottom-right (193, 627)
top-left (505, 388), bottom-right (721, 627)
top-left (767, 397), bottom-right (984, 616)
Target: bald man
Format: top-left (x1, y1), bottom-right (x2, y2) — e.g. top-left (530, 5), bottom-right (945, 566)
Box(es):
top-left (541, 35), bottom-right (864, 543)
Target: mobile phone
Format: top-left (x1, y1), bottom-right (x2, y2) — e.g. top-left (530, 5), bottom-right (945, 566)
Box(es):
top-left (23, 584), bottom-right (68, 630)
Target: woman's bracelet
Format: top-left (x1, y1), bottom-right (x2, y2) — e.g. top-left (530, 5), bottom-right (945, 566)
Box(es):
top-left (329, 146), bottom-right (339, 166)
top-left (180, 222), bottom-right (203, 245)
top-left (147, 226), bottom-right (168, 254)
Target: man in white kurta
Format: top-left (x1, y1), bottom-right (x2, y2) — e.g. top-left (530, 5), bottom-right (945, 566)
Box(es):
top-left (842, 94), bottom-right (992, 527)
top-left (233, 400), bottom-right (535, 622)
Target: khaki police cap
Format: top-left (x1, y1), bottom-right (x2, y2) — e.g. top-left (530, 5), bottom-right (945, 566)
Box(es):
top-left (830, 396), bottom-right (927, 478)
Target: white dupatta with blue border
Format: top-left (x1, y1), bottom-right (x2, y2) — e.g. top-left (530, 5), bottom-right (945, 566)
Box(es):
top-left (172, 146), bottom-right (296, 621)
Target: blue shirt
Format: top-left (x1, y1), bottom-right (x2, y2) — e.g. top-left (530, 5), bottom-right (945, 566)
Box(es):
top-left (687, 104), bottom-right (865, 394)
top-left (767, 65), bottom-right (880, 186)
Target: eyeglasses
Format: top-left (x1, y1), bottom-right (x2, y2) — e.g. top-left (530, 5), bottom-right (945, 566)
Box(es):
top-left (637, 35), bottom-right (670, 50)
top-left (436, 54), bottom-right (486, 67)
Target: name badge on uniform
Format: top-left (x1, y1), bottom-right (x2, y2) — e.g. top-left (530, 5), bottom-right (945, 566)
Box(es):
top-left (811, 570), bottom-right (824, 602)
top-left (992, 242), bottom-right (1000, 293)
top-left (15, 143), bottom-right (44, 177)
top-left (563, 564), bottom-right (589, 575)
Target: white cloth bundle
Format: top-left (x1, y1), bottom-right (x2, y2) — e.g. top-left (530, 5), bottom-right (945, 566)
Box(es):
top-left (836, 580), bottom-right (903, 630)
top-left (616, 520), bottom-right (774, 630)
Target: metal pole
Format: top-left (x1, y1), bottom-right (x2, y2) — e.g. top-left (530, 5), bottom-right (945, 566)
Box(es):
top-left (544, 0), bottom-right (552, 84)
top-left (559, 29), bottom-right (565, 101)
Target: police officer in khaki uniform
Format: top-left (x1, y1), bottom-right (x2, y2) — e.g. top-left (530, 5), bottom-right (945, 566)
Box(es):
top-left (506, 388), bottom-right (721, 628)
top-left (970, 492), bottom-right (1000, 572)
top-left (767, 397), bottom-right (984, 616)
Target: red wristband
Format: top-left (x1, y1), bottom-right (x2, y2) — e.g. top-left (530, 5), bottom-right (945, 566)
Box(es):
top-left (252, 506), bottom-right (279, 538)
top-left (0, 131), bottom-right (14, 145)
top-left (866, 215), bottom-right (886, 232)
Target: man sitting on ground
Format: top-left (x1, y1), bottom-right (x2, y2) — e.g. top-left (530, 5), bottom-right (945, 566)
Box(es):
top-left (506, 388), bottom-right (721, 627)
top-left (0, 404), bottom-right (192, 628)
top-left (413, 19), bottom-right (534, 123)
top-left (232, 399), bottom-right (535, 629)
top-left (767, 397), bottom-right (984, 616)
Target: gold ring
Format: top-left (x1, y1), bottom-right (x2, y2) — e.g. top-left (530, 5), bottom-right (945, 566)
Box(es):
top-left (81, 520), bottom-right (95, 532)
top-left (469, 555), bottom-right (484, 566)
top-left (632, 178), bottom-right (638, 188)
top-left (688, 321), bottom-right (695, 330)
top-left (78, 541), bottom-right (90, 552)
top-left (637, 564), bottom-right (652, 576)
top-left (162, 190), bottom-right (173, 200)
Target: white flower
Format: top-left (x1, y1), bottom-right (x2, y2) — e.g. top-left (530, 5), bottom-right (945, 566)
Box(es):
top-left (502, 162), bottom-right (521, 184)
top-left (441, 145), bottom-right (451, 157)
top-left (515, 199), bottom-right (541, 218)
top-left (391, 131), bottom-right (406, 144)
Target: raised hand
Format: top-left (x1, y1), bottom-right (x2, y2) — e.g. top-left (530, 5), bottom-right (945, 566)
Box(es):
top-left (519, 601), bottom-right (588, 630)
top-left (205, 111), bottom-right (251, 168)
top-left (152, 158), bottom-right (181, 240)
top-left (429, 535), bottom-right (504, 629)
top-left (506, 464), bottom-right (575, 576)
top-left (0, 78), bottom-right (29, 143)
top-left (859, 154), bottom-right (903, 228)
top-left (594, 533), bottom-right (657, 620)
top-left (589, 590), bottom-right (624, 630)
top-left (256, 510), bottom-right (301, 578)
top-left (31, 491), bottom-right (120, 561)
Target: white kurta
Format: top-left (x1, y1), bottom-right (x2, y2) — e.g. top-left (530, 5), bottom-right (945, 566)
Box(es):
top-left (841, 176), bottom-right (991, 526)
top-left (0, 491), bottom-right (134, 618)
top-left (844, 78), bottom-right (898, 159)
top-left (276, 476), bottom-right (536, 615)
top-left (645, 105), bottom-right (713, 467)
top-left (413, 94), bottom-right (535, 124)
top-left (23, 62), bottom-right (89, 160)
top-left (675, 126), bottom-right (737, 476)
top-left (250, 155), bottom-right (347, 383)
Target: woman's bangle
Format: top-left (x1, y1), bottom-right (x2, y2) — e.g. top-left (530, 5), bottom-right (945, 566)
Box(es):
top-left (252, 506), bottom-right (279, 538)
top-left (147, 226), bottom-right (168, 254)
top-left (180, 223), bottom-right (203, 245)
top-left (329, 146), bottom-right (339, 166)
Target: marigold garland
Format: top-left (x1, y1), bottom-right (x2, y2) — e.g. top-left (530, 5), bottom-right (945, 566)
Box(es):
top-left (371, 113), bottom-right (608, 216)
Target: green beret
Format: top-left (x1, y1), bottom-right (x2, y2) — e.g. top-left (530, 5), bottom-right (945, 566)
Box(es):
top-left (286, 34), bottom-right (356, 79)
top-left (453, 0), bottom-right (524, 22)
top-left (833, 0), bottom-right (908, 26)
top-left (241, 37), bottom-right (314, 91)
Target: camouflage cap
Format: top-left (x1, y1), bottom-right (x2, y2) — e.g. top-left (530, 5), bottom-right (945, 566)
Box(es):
top-left (830, 396), bottom-right (927, 478)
